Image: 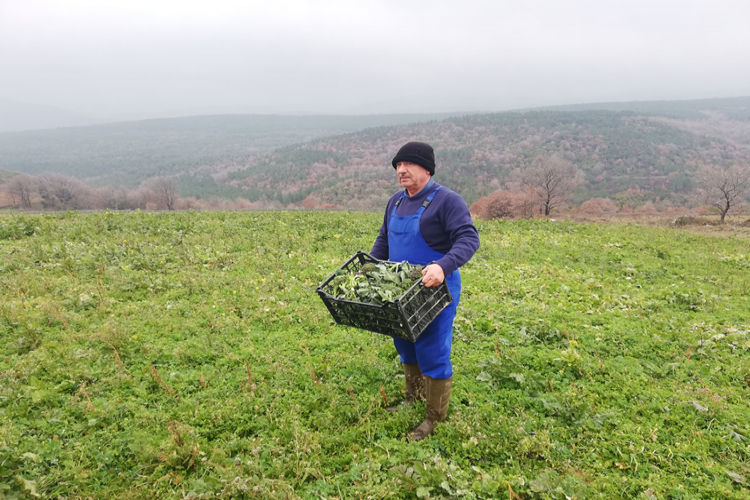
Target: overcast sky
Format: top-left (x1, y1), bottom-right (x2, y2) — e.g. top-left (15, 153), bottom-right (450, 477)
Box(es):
top-left (1, 0), bottom-right (749, 119)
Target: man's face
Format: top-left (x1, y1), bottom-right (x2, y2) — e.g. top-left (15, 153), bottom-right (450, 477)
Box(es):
top-left (396, 161), bottom-right (430, 193)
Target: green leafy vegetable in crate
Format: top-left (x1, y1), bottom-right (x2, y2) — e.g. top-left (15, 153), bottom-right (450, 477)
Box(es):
top-left (330, 261), bottom-right (424, 304)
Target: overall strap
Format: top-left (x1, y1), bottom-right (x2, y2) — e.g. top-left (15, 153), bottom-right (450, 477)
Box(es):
top-left (391, 192), bottom-right (406, 215)
top-left (415, 185), bottom-right (442, 217)
top-left (391, 185), bottom-right (442, 216)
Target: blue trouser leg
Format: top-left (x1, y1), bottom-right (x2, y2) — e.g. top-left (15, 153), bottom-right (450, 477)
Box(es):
top-left (393, 303), bottom-right (456, 378)
top-left (393, 274), bottom-right (460, 379)
top-left (393, 337), bottom-right (418, 364)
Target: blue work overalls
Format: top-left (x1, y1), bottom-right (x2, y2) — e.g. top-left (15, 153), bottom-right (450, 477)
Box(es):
top-left (388, 186), bottom-right (461, 380)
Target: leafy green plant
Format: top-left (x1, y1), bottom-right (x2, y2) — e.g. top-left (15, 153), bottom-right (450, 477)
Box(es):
top-left (328, 261), bottom-right (423, 304)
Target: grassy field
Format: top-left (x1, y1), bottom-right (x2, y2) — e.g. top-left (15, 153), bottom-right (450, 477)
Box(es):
top-left (1, 211), bottom-right (749, 499)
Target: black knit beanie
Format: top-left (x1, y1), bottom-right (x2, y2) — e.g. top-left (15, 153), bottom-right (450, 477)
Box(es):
top-left (391, 141), bottom-right (435, 176)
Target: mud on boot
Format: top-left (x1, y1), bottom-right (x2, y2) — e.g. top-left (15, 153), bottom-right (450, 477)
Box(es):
top-left (407, 376), bottom-right (452, 441)
top-left (386, 363), bottom-right (424, 412)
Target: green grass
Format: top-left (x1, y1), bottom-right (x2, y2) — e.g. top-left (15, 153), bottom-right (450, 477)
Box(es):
top-left (1, 211), bottom-right (749, 499)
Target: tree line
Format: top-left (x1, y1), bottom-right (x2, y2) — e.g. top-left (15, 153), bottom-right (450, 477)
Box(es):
top-left (3, 158), bottom-right (748, 222)
top-left (0, 173), bottom-right (291, 212)
top-left (1, 174), bottom-right (181, 211)
top-left (469, 154), bottom-right (750, 222)
top-left (223, 110), bottom-right (750, 210)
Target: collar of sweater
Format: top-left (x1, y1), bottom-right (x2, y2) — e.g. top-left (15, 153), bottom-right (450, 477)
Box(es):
top-left (403, 178), bottom-right (436, 200)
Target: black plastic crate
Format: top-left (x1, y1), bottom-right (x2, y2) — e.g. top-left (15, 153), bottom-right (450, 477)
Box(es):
top-left (316, 251), bottom-right (453, 342)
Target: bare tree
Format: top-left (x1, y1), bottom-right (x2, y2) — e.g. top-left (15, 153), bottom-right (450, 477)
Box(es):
top-left (97, 186), bottom-right (120, 210)
top-left (513, 154), bottom-right (582, 216)
top-left (97, 185), bottom-right (143, 210)
top-left (3, 175), bottom-right (36, 208)
top-left (1, 181), bottom-right (17, 207)
top-left (37, 174), bottom-right (92, 210)
top-left (147, 176), bottom-right (179, 211)
top-left (693, 164), bottom-right (750, 222)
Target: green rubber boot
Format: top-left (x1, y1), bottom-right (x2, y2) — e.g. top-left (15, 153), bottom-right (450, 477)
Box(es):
top-left (385, 363), bottom-right (424, 412)
top-left (408, 376), bottom-right (452, 441)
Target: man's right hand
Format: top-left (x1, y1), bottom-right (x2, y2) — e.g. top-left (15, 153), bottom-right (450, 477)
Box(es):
top-left (421, 264), bottom-right (445, 287)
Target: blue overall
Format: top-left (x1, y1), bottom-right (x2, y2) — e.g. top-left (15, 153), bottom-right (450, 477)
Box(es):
top-left (388, 186), bottom-right (461, 380)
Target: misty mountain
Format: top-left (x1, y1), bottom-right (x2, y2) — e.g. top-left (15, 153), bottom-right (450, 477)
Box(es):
top-left (0, 98), bottom-right (101, 132)
top-left (532, 96), bottom-right (750, 121)
top-left (211, 101), bottom-right (750, 208)
top-left (0, 113), bottom-right (462, 187)
top-left (2, 96), bottom-right (749, 210)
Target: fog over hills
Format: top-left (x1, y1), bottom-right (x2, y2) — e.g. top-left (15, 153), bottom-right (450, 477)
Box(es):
top-left (533, 96), bottom-right (750, 121)
top-left (1, 95), bottom-right (749, 210)
top-left (0, 112), bottom-right (464, 186)
top-left (0, 98), bottom-right (103, 132)
top-left (217, 105), bottom-right (750, 209)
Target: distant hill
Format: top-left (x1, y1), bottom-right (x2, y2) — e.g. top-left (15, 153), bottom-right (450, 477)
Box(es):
top-left (0, 113), bottom-right (463, 187)
top-left (0, 168), bottom-right (15, 182)
top-left (215, 106), bottom-right (750, 208)
top-left (0, 98), bottom-right (100, 132)
top-left (532, 96), bottom-right (750, 121)
top-left (2, 96), bottom-right (750, 210)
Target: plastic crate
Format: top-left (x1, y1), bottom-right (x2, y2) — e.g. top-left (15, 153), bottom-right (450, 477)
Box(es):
top-left (316, 251), bottom-right (453, 342)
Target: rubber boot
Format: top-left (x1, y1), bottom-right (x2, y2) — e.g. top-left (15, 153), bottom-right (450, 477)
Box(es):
top-left (408, 376), bottom-right (452, 441)
top-left (385, 363), bottom-right (424, 412)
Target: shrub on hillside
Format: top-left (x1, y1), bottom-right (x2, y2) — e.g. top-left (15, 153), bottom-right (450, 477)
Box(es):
top-left (673, 216), bottom-right (722, 226)
top-left (486, 192), bottom-right (516, 219)
top-left (579, 198), bottom-right (619, 215)
top-left (469, 196), bottom-right (490, 219)
top-left (302, 195), bottom-right (320, 209)
top-left (693, 205), bottom-right (719, 215)
top-left (470, 190), bottom-right (539, 220)
top-left (662, 206), bottom-right (692, 216)
top-left (637, 202), bottom-right (658, 214)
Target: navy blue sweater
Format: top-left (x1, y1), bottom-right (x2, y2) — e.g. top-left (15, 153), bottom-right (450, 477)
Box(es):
top-left (370, 181), bottom-right (480, 276)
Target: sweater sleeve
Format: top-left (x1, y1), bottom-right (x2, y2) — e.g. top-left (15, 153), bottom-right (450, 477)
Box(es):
top-left (433, 191), bottom-right (480, 276)
top-left (370, 213), bottom-right (389, 260)
top-left (370, 195), bottom-right (395, 260)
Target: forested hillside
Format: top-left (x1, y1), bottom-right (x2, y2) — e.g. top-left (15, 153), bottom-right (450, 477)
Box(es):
top-left (0, 113), bottom-right (460, 187)
top-left (217, 109), bottom-right (750, 209)
top-left (2, 97), bottom-right (750, 210)
top-left (535, 95), bottom-right (750, 121)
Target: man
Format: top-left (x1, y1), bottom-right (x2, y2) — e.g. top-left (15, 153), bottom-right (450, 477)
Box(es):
top-left (370, 141), bottom-right (480, 441)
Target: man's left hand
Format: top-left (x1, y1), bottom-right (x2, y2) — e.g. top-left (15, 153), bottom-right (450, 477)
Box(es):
top-left (421, 264), bottom-right (445, 287)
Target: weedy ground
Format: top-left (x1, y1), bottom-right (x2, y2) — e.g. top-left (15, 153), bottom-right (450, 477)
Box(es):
top-left (0, 211), bottom-right (749, 500)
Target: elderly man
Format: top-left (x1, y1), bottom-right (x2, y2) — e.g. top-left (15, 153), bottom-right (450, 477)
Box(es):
top-left (371, 141), bottom-right (480, 441)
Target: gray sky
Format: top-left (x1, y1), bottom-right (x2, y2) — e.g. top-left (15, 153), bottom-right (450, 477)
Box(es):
top-left (1, 0), bottom-right (749, 119)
